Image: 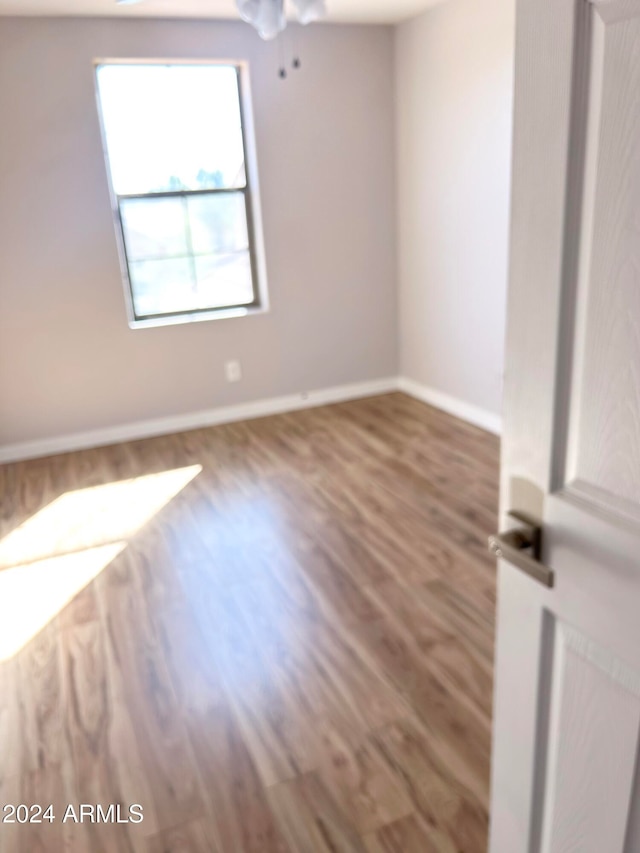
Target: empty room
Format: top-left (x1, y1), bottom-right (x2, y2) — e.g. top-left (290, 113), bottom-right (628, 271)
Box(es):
top-left (2, 0), bottom-right (639, 850)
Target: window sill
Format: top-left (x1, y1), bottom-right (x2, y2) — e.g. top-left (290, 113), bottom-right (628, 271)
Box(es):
top-left (128, 304), bottom-right (268, 330)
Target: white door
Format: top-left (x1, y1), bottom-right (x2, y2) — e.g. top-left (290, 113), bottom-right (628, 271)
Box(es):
top-left (490, 0), bottom-right (640, 850)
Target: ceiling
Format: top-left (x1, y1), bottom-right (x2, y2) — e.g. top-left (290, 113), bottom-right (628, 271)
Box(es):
top-left (0, 0), bottom-right (443, 23)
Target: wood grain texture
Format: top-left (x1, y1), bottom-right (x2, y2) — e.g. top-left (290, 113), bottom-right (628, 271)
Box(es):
top-left (540, 624), bottom-right (640, 853)
top-left (0, 393), bottom-right (498, 852)
top-left (563, 6), bottom-right (640, 522)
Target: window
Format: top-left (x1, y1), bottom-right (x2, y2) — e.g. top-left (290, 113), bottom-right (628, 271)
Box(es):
top-left (95, 62), bottom-right (266, 327)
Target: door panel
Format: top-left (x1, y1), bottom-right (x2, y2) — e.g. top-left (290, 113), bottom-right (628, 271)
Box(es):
top-left (565, 0), bottom-right (640, 520)
top-left (540, 623), bottom-right (640, 853)
top-left (491, 0), bottom-right (640, 849)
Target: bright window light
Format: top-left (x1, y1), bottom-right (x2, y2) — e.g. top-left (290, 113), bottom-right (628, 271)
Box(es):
top-left (95, 62), bottom-right (265, 326)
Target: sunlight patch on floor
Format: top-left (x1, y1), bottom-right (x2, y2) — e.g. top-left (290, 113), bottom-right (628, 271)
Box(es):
top-left (0, 543), bottom-right (126, 661)
top-left (0, 465), bottom-right (202, 569)
top-left (0, 464), bottom-right (202, 660)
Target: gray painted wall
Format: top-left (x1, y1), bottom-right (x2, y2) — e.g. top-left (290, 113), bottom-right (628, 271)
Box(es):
top-left (0, 18), bottom-right (397, 446)
top-left (396, 0), bottom-right (514, 418)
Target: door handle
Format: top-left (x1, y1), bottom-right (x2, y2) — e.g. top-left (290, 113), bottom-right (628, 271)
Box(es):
top-left (488, 511), bottom-right (554, 588)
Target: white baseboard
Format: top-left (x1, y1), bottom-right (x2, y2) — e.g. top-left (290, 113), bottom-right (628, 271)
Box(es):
top-left (398, 376), bottom-right (502, 436)
top-left (0, 375), bottom-right (501, 464)
top-left (0, 377), bottom-right (398, 464)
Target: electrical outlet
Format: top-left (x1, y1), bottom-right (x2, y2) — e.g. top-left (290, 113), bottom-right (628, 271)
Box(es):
top-left (225, 360), bottom-right (242, 383)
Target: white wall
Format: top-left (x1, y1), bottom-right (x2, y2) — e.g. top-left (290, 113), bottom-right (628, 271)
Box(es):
top-left (0, 18), bottom-right (397, 449)
top-left (396, 0), bottom-right (514, 424)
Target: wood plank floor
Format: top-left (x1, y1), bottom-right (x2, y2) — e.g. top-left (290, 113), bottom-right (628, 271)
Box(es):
top-left (0, 393), bottom-right (499, 852)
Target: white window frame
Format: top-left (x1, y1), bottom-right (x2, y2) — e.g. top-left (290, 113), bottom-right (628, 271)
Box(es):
top-left (94, 59), bottom-right (269, 329)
